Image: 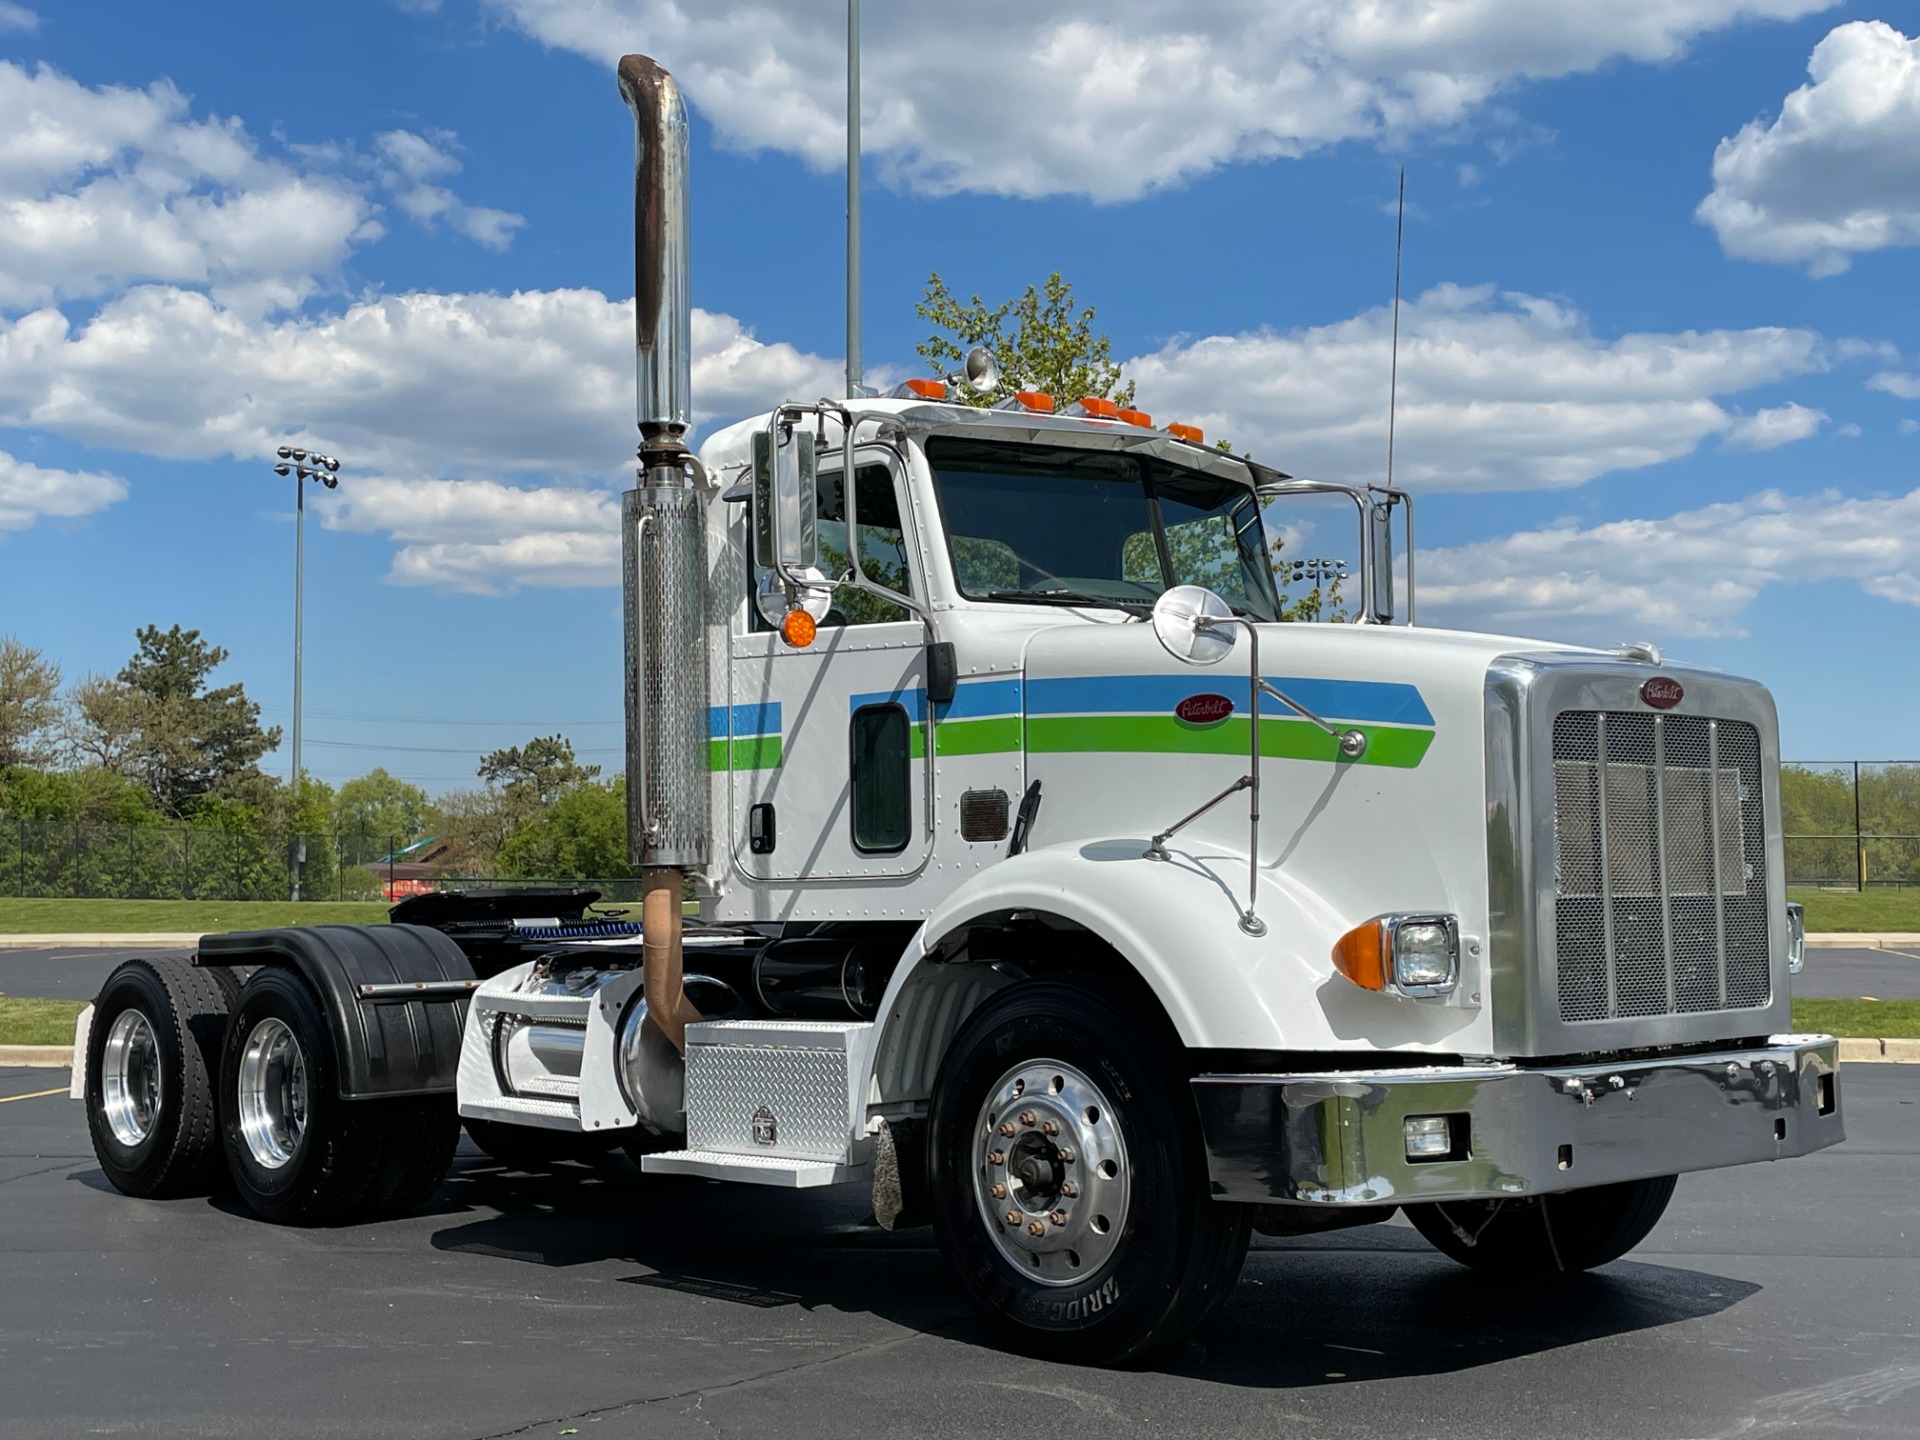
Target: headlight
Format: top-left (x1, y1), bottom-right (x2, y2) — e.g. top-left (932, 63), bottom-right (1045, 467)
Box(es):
top-left (1333, 913), bottom-right (1461, 998)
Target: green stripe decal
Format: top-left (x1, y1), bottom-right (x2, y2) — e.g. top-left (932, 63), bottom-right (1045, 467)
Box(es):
top-left (710, 735), bottom-right (783, 771)
top-left (1025, 715), bottom-right (1433, 769)
top-left (911, 716), bottom-right (1022, 758)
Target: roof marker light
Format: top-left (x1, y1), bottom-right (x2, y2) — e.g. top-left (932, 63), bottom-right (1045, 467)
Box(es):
top-left (1168, 422), bottom-right (1205, 443)
top-left (1117, 408), bottom-right (1153, 428)
top-left (1072, 396), bottom-right (1119, 419)
top-left (893, 377), bottom-right (948, 400)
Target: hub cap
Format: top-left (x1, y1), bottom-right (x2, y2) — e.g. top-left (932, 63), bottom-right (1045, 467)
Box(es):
top-left (236, 1018), bottom-right (308, 1170)
top-left (972, 1060), bottom-right (1130, 1287)
top-left (102, 1009), bottom-right (162, 1148)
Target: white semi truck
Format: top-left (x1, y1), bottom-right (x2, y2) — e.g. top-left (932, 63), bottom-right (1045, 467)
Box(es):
top-left (75, 54), bottom-right (1842, 1365)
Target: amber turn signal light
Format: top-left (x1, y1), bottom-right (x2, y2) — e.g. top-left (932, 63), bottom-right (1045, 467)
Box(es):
top-left (1332, 919), bottom-right (1390, 992)
top-left (780, 608), bottom-right (817, 648)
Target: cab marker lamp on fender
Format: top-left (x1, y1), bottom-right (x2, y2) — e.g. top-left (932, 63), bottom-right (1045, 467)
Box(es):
top-left (1332, 914), bottom-right (1460, 998)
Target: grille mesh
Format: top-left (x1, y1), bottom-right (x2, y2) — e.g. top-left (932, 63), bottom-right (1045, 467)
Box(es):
top-left (1551, 711), bottom-right (1769, 1022)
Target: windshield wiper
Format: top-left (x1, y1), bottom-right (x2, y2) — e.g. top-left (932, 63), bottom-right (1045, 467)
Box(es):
top-left (983, 589), bottom-right (1149, 617)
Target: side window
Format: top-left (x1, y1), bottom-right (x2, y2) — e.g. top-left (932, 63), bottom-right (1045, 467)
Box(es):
top-left (849, 704), bottom-right (911, 853)
top-left (749, 462), bottom-right (915, 629)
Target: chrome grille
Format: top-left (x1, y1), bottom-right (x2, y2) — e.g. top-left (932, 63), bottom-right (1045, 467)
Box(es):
top-left (1551, 711), bottom-right (1770, 1022)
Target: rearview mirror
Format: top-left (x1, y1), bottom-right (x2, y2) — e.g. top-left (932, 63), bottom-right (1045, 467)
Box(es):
top-left (1369, 501), bottom-right (1395, 622)
top-left (752, 424), bottom-right (818, 572)
top-left (1150, 585), bottom-right (1236, 666)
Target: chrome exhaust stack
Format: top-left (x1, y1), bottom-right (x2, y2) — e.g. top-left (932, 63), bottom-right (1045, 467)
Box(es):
top-left (618, 54), bottom-right (707, 1056)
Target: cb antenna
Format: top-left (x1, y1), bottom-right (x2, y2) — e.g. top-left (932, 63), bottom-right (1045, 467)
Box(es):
top-left (1386, 165), bottom-right (1405, 490)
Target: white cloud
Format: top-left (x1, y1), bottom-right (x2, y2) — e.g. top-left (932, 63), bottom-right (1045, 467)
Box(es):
top-left (1698, 21), bottom-right (1920, 275)
top-left (488, 0), bottom-right (1831, 200)
top-left (0, 4), bottom-right (38, 33)
top-left (321, 476), bottom-right (620, 594)
top-left (1723, 401), bottom-right (1827, 450)
top-left (1124, 284), bottom-right (1826, 490)
top-left (0, 286), bottom-right (839, 481)
top-left (0, 62), bottom-right (374, 311)
top-left (1869, 371), bottom-right (1920, 400)
top-left (1420, 486), bottom-right (1920, 639)
top-left (0, 282), bottom-right (837, 592)
top-left (0, 449), bottom-right (124, 532)
top-left (373, 129), bottom-right (525, 251)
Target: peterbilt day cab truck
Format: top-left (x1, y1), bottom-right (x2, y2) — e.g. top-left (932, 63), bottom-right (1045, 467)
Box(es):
top-left (74, 54), bottom-right (1842, 1366)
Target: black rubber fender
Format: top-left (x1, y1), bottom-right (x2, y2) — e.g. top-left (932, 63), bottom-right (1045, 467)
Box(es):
top-left (197, 924), bottom-right (475, 1100)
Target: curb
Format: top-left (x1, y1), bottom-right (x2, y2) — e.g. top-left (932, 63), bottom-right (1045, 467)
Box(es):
top-left (0, 1045), bottom-right (76, 1068)
top-left (1806, 934), bottom-right (1920, 950)
top-left (0, 934), bottom-right (201, 950)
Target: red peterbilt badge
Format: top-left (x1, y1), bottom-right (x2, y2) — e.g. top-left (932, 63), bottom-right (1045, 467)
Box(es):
top-left (1176, 693), bottom-right (1235, 724)
top-left (1641, 677), bottom-right (1684, 710)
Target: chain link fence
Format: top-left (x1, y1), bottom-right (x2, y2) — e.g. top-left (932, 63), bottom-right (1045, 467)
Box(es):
top-left (1783, 762), bottom-right (1920, 890)
top-left (0, 820), bottom-right (643, 904)
top-left (7, 760), bottom-right (1915, 900)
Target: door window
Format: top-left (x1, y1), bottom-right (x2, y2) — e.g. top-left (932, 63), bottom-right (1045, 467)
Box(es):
top-left (750, 461), bottom-right (915, 629)
top-left (849, 704), bottom-right (911, 853)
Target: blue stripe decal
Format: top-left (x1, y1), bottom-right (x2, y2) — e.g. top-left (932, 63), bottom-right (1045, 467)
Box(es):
top-left (1025, 674), bottom-right (1434, 728)
top-left (710, 702), bottom-right (782, 738)
top-left (850, 676), bottom-right (1023, 723)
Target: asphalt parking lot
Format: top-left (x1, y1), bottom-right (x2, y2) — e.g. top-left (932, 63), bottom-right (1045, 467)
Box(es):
top-left (3, 1061), bottom-right (1917, 1439)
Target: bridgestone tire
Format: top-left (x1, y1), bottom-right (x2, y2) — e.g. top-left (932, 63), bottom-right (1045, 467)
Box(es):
top-left (928, 979), bottom-right (1250, 1366)
top-left (1405, 1175), bottom-right (1679, 1278)
top-left (85, 957), bottom-right (234, 1198)
top-left (465, 1118), bottom-right (619, 1171)
top-left (221, 967), bottom-right (456, 1225)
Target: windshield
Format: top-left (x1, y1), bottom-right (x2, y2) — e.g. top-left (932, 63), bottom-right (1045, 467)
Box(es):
top-left (925, 436), bottom-right (1280, 620)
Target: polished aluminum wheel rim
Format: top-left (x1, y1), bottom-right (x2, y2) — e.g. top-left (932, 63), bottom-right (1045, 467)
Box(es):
top-left (102, 1009), bottom-right (162, 1148)
top-left (236, 1017), bottom-right (308, 1170)
top-left (973, 1059), bottom-right (1130, 1287)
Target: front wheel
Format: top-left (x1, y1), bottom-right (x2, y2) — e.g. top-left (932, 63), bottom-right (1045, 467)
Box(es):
top-left (1404, 1175), bottom-right (1678, 1278)
top-left (927, 980), bottom-right (1249, 1365)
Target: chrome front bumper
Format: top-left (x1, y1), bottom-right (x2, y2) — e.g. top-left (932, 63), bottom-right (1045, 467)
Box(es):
top-left (1192, 1034), bottom-right (1843, 1206)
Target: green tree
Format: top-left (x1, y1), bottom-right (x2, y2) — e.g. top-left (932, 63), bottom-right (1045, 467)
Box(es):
top-left (917, 271), bottom-right (1135, 410)
top-left (332, 767), bottom-right (431, 865)
top-left (0, 636), bottom-right (61, 769)
top-left (497, 777), bottom-right (635, 880)
top-left (478, 734), bottom-right (600, 814)
top-left (70, 626), bottom-right (281, 819)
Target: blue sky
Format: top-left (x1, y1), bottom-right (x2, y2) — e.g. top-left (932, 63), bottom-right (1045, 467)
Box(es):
top-left (1, 0), bottom-right (1917, 795)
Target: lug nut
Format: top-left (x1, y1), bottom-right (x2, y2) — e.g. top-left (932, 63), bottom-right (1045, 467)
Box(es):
top-left (1056, 1147), bottom-right (1075, 1163)
top-left (1041, 1121), bottom-right (1060, 1136)
top-left (1060, 1181), bottom-right (1078, 1198)
top-left (999, 1122), bottom-right (1017, 1138)
top-left (1019, 1111), bottom-right (1037, 1126)
top-left (990, 1182), bottom-right (1007, 1199)
top-left (1027, 1221), bottom-right (1047, 1238)
top-left (1050, 1210), bottom-right (1068, 1227)
top-left (1005, 1211), bottom-right (1022, 1226)
top-left (987, 1150), bottom-right (1005, 1166)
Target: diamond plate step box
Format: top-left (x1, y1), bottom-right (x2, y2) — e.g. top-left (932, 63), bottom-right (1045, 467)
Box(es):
top-left (681, 1020), bottom-right (874, 1164)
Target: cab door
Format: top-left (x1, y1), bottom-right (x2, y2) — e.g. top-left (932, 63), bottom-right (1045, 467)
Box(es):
top-left (727, 448), bottom-right (933, 883)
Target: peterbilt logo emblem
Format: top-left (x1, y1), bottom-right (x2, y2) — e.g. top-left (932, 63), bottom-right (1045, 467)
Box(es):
top-left (1176, 694), bottom-right (1234, 725)
top-left (751, 1105), bottom-right (777, 1145)
top-left (1640, 677), bottom-right (1684, 710)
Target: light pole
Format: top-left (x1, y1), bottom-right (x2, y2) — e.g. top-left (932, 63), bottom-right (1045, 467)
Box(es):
top-left (846, 0), bottom-right (864, 398)
top-left (272, 445), bottom-right (342, 902)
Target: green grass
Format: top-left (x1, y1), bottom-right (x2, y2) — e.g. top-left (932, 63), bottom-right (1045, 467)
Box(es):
top-left (1792, 998), bottom-right (1920, 1039)
top-left (1789, 888), bottom-right (1920, 933)
top-left (0, 898), bottom-right (390, 934)
top-left (0, 997), bottom-right (88, 1046)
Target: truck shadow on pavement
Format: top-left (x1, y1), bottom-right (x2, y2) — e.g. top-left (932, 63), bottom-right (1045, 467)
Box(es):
top-left (426, 1152), bottom-right (1760, 1385)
